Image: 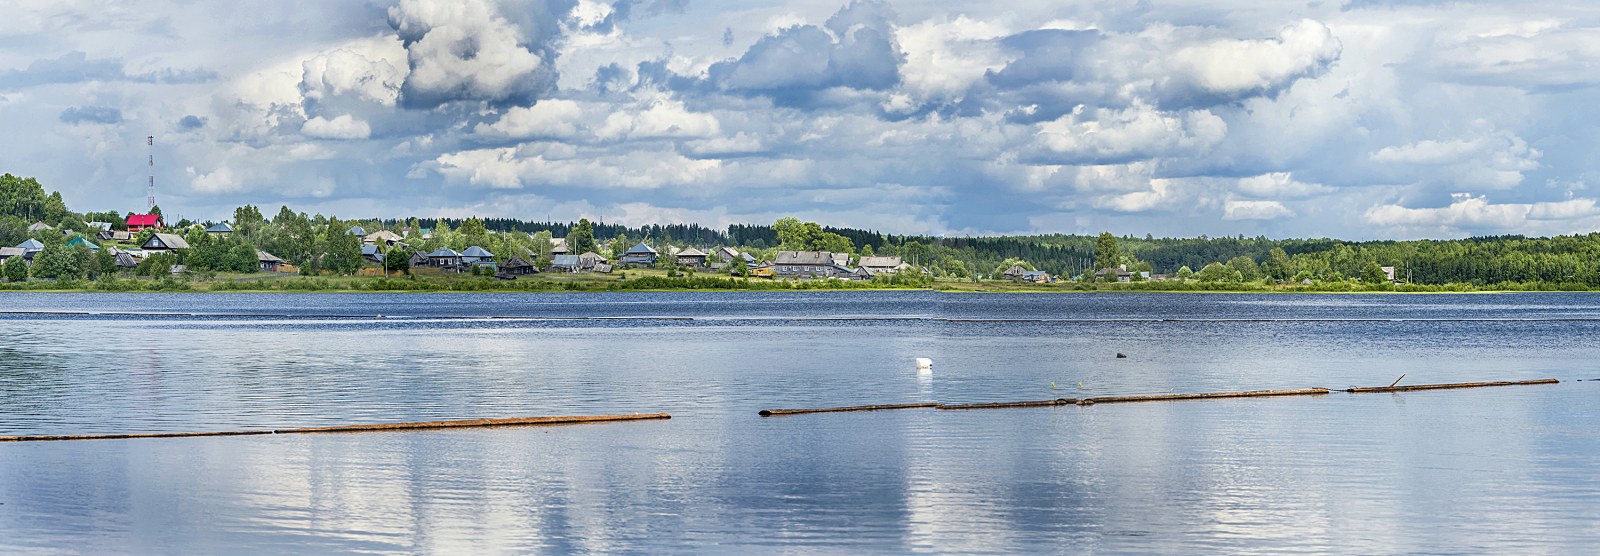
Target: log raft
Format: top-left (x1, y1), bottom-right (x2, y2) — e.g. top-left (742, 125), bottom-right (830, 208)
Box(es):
top-left (759, 403), bottom-right (939, 417)
top-left (0, 413), bottom-right (671, 443)
top-left (938, 399), bottom-right (1077, 410)
top-left (1076, 388), bottom-right (1330, 405)
top-left (1345, 379), bottom-right (1558, 394)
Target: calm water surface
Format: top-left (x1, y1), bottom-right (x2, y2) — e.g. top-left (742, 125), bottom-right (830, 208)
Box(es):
top-left (2, 291), bottom-right (1599, 553)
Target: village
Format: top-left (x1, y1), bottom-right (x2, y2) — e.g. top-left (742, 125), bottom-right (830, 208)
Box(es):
top-left (0, 210), bottom-right (963, 285)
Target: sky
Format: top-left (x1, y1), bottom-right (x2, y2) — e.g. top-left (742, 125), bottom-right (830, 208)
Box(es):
top-left (1, 0), bottom-right (1598, 239)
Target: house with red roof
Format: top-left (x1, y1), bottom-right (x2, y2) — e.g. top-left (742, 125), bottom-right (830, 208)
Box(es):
top-left (125, 213), bottom-right (163, 232)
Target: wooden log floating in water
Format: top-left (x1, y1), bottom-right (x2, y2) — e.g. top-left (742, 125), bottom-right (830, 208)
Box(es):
top-left (1345, 379), bottom-right (1558, 394)
top-left (1076, 388), bottom-right (1330, 405)
top-left (0, 413), bottom-right (672, 443)
top-left (758, 403), bottom-right (939, 417)
top-left (937, 399), bottom-right (1078, 410)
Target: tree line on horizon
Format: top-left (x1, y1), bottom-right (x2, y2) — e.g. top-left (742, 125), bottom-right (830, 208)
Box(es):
top-left (5, 171), bottom-right (1600, 287)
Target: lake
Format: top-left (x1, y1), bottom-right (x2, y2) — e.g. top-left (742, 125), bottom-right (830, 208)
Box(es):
top-left (2, 291), bottom-right (1599, 553)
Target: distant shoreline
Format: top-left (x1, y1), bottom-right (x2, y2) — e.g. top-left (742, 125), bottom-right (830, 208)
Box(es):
top-left (0, 275), bottom-right (1594, 294)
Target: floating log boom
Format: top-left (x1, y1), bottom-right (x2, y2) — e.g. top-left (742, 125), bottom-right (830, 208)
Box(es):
top-left (938, 399), bottom-right (1077, 410)
top-left (0, 413), bottom-right (671, 443)
top-left (1345, 379), bottom-right (1558, 394)
top-left (759, 403), bottom-right (939, 417)
top-left (1077, 388), bottom-right (1330, 405)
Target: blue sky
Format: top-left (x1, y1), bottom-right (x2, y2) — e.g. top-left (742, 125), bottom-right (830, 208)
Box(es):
top-left (1, 0), bottom-right (1597, 239)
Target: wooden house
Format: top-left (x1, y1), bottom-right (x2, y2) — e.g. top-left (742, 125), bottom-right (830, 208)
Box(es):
top-left (427, 248), bottom-right (463, 268)
top-left (674, 247), bottom-right (708, 267)
top-left (501, 257), bottom-right (538, 275)
top-left (125, 213), bottom-right (163, 232)
top-left (859, 256), bottom-right (904, 275)
top-left (461, 246), bottom-right (496, 267)
top-left (141, 233), bottom-right (190, 252)
top-left (620, 242), bottom-right (657, 266)
top-left (775, 251), bottom-right (853, 279)
top-left (552, 254), bottom-right (581, 272)
top-left (364, 230), bottom-right (403, 246)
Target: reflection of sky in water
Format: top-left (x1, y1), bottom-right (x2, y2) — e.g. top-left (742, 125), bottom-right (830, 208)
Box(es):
top-left (2, 291), bottom-right (1599, 552)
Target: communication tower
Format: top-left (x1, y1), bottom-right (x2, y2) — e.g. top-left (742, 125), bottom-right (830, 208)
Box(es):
top-left (147, 135), bottom-right (156, 212)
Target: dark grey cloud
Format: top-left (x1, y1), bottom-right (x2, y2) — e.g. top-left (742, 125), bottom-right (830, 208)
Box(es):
top-left (178, 115), bottom-right (207, 130)
top-left (59, 106), bottom-right (123, 124)
top-left (389, 0), bottom-right (577, 109)
top-left (0, 51), bottom-right (215, 90)
top-left (696, 0), bottom-right (903, 108)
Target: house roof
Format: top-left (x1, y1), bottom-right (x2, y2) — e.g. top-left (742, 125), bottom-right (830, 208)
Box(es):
top-left (257, 250), bottom-right (285, 263)
top-left (347, 225), bottom-right (367, 236)
top-left (592, 263), bottom-right (613, 273)
top-left (859, 256), bottom-right (903, 268)
top-left (553, 254), bottom-right (580, 266)
top-left (146, 233), bottom-right (190, 249)
top-left (775, 251), bottom-right (832, 264)
top-left (625, 242), bottom-right (657, 255)
top-left (427, 248), bottom-right (461, 258)
top-left (360, 244), bottom-right (380, 256)
top-left (206, 222), bottom-right (234, 233)
top-left (676, 247), bottom-right (708, 257)
top-left (503, 257), bottom-right (535, 269)
top-left (17, 239), bottom-right (46, 251)
top-left (115, 252), bottom-right (138, 267)
top-left (461, 245), bottom-right (494, 258)
top-left (0, 247), bottom-right (23, 258)
top-left (87, 222), bottom-right (112, 231)
top-left (717, 246), bottom-right (740, 258)
top-left (365, 230), bottom-right (402, 242)
top-left (65, 236), bottom-right (99, 250)
top-left (27, 222), bottom-right (53, 231)
top-left (579, 251), bottom-right (607, 260)
top-left (126, 214), bottom-right (161, 227)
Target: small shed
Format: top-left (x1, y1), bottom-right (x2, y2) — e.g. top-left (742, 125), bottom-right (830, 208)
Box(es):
top-left (578, 251), bottom-right (608, 269)
top-left (257, 250), bottom-right (287, 272)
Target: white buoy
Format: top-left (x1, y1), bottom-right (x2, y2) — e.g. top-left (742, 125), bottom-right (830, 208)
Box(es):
top-left (915, 358), bottom-right (933, 373)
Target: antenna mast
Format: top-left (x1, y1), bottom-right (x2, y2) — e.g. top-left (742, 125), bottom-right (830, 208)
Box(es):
top-left (147, 135), bottom-right (156, 212)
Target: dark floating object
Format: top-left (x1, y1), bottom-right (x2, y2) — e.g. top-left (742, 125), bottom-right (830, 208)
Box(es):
top-left (0, 413), bottom-right (672, 443)
top-left (1345, 379), bottom-right (1558, 394)
top-left (938, 399), bottom-right (1078, 410)
top-left (1116, 353), bottom-right (1128, 358)
top-left (1077, 388), bottom-right (1329, 405)
top-left (759, 403), bottom-right (939, 417)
